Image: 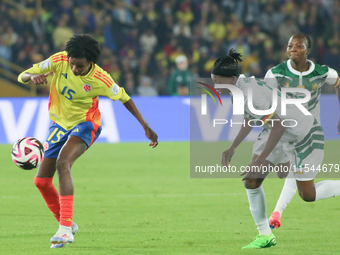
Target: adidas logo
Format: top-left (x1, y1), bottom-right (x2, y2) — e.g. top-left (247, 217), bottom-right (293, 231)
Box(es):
top-left (61, 73), bottom-right (67, 79)
top-left (72, 128), bottom-right (79, 132)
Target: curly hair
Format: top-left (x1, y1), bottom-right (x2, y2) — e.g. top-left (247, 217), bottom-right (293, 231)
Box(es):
top-left (66, 34), bottom-right (100, 63)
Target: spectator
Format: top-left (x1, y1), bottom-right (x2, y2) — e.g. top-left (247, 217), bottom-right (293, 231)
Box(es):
top-left (1, 0), bottom-right (339, 97)
top-left (167, 55), bottom-right (195, 96)
top-left (112, 0), bottom-right (133, 27)
top-left (176, 2), bottom-right (194, 25)
top-left (102, 15), bottom-right (118, 52)
top-left (52, 16), bottom-right (73, 50)
top-left (155, 15), bottom-right (174, 46)
top-left (173, 18), bottom-right (191, 37)
top-left (123, 72), bottom-right (137, 96)
top-left (52, 0), bottom-right (75, 26)
top-left (278, 17), bottom-right (300, 47)
top-left (0, 36), bottom-right (12, 61)
top-left (259, 4), bottom-right (283, 37)
top-left (208, 15), bottom-right (226, 41)
top-left (77, 4), bottom-right (96, 33)
top-left (137, 76), bottom-right (158, 96)
top-left (139, 29), bottom-right (158, 54)
top-left (225, 14), bottom-right (244, 42)
top-left (235, 0), bottom-right (260, 28)
top-left (2, 26), bottom-right (18, 47)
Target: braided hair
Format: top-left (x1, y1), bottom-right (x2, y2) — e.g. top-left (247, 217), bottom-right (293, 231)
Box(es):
top-left (66, 34), bottom-right (101, 63)
top-left (211, 49), bottom-right (243, 77)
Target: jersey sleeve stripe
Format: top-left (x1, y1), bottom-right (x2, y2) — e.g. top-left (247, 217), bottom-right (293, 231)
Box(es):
top-left (95, 71), bottom-right (114, 83)
top-left (51, 56), bottom-right (69, 63)
top-left (262, 112), bottom-right (275, 124)
top-left (332, 77), bottom-right (340, 87)
top-left (93, 75), bottom-right (112, 88)
top-left (51, 55), bottom-right (68, 60)
top-left (53, 59), bottom-right (69, 63)
top-left (94, 71), bottom-right (114, 84)
top-left (51, 54), bottom-right (65, 59)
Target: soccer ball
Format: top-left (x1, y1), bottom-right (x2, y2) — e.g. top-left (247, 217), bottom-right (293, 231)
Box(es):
top-left (11, 137), bottom-right (45, 170)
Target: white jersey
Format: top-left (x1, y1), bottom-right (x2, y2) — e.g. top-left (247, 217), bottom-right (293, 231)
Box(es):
top-left (235, 74), bottom-right (314, 142)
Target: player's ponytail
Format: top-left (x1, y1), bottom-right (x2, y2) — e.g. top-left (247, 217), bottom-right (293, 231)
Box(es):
top-left (211, 49), bottom-right (242, 77)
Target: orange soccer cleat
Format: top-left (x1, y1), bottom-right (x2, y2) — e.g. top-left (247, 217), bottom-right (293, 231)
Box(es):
top-left (269, 211), bottom-right (281, 229)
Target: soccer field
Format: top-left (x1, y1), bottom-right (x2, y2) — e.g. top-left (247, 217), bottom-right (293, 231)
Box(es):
top-left (1, 141), bottom-right (340, 255)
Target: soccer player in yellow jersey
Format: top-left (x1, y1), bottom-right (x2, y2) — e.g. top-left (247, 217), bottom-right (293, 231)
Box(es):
top-left (18, 34), bottom-right (158, 248)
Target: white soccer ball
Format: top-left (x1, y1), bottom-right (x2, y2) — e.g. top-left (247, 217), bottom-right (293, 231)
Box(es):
top-left (11, 137), bottom-right (45, 170)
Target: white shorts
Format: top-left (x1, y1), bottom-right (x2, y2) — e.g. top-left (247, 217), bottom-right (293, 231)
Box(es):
top-left (253, 120), bottom-right (324, 181)
top-left (253, 129), bottom-right (293, 165)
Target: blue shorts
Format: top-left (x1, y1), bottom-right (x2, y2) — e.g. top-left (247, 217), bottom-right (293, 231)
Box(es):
top-left (43, 121), bottom-right (102, 158)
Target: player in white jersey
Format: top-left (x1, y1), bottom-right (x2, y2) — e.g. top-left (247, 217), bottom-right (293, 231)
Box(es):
top-left (264, 34), bottom-right (340, 229)
top-left (212, 49), bottom-right (340, 249)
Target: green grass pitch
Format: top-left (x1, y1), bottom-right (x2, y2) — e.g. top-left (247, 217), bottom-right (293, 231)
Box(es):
top-left (1, 141), bottom-right (340, 254)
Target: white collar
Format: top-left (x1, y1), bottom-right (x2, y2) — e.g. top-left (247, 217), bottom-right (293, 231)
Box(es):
top-left (287, 59), bottom-right (315, 76)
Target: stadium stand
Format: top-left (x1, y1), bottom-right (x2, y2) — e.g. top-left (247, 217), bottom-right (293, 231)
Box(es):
top-left (0, 0), bottom-right (339, 96)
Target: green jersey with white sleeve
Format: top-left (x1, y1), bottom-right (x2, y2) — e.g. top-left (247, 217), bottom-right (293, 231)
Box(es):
top-left (265, 59), bottom-right (339, 123)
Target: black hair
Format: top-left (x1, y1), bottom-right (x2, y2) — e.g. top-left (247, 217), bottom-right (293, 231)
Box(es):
top-left (292, 33), bottom-right (312, 49)
top-left (211, 49), bottom-right (242, 77)
top-left (303, 34), bottom-right (312, 49)
top-left (66, 34), bottom-right (100, 63)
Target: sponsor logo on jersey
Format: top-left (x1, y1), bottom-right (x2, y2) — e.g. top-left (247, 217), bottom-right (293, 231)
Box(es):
top-left (61, 73), bottom-right (67, 79)
top-left (111, 84), bottom-right (119, 95)
top-left (39, 59), bottom-right (52, 70)
top-left (83, 84), bottom-right (92, 92)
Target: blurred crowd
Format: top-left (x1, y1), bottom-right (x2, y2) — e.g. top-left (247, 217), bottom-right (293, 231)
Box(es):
top-left (0, 0), bottom-right (339, 96)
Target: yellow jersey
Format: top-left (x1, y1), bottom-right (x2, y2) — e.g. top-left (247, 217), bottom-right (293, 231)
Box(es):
top-left (18, 51), bottom-right (130, 130)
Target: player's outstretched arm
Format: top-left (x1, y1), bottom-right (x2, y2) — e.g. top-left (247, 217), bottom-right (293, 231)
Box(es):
top-left (20, 72), bottom-right (50, 85)
top-left (222, 117), bottom-right (253, 166)
top-left (123, 99), bottom-right (158, 148)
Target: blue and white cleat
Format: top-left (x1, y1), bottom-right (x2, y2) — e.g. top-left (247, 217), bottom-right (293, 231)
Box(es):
top-left (50, 225), bottom-right (74, 248)
top-left (50, 243), bottom-right (65, 248)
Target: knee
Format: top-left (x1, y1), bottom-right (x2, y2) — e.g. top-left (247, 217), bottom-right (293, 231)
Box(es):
top-left (244, 178), bottom-right (262, 189)
top-left (56, 158), bottom-right (71, 173)
top-left (277, 171), bottom-right (288, 179)
top-left (276, 163), bottom-right (290, 179)
top-left (34, 176), bottom-right (52, 189)
top-left (298, 191), bottom-right (315, 202)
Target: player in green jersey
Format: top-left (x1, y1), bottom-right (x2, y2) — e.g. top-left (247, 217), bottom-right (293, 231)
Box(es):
top-left (264, 34), bottom-right (340, 229)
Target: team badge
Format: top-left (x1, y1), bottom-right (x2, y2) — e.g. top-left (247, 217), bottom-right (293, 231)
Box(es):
top-left (83, 84), bottom-right (92, 92)
top-left (111, 84), bottom-right (119, 95)
top-left (284, 82), bottom-right (289, 88)
top-left (312, 83), bottom-right (318, 91)
top-left (43, 142), bottom-right (49, 151)
top-left (39, 58), bottom-right (52, 70)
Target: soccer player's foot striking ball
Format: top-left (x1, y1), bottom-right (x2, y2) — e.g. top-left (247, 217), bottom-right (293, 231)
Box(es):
top-left (242, 233), bottom-right (277, 249)
top-left (50, 225), bottom-right (74, 248)
top-left (269, 211), bottom-right (281, 229)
